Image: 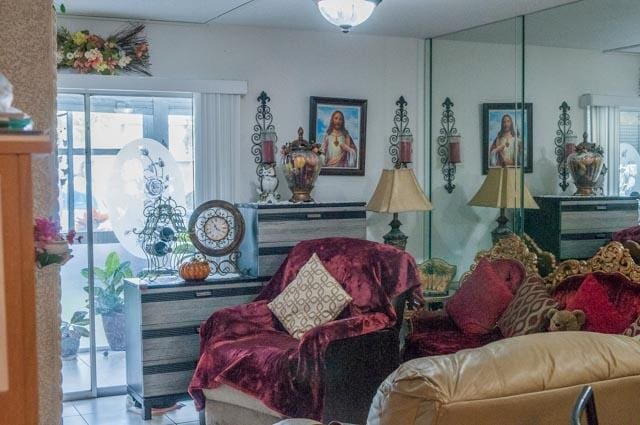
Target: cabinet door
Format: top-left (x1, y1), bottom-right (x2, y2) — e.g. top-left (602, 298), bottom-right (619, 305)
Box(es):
top-left (0, 154), bottom-right (38, 425)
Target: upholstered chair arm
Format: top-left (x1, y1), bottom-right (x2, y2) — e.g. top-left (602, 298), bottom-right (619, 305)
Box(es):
top-left (408, 309), bottom-right (457, 335)
top-left (198, 300), bottom-right (277, 351)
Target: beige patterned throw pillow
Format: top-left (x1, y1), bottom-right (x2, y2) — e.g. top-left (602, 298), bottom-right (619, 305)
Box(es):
top-left (268, 253), bottom-right (353, 339)
top-left (624, 316), bottom-right (640, 337)
top-left (497, 275), bottom-right (560, 337)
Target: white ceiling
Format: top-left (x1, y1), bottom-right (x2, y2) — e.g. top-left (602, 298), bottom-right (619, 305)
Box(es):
top-left (59, 0), bottom-right (578, 39)
top-left (441, 0), bottom-right (640, 52)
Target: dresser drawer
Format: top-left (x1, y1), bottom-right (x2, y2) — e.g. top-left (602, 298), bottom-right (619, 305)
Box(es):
top-left (141, 286), bottom-right (260, 326)
top-left (142, 361), bottom-right (196, 397)
top-left (560, 200), bottom-right (637, 234)
top-left (257, 209), bottom-right (366, 244)
top-left (141, 325), bottom-right (201, 362)
top-left (560, 234), bottom-right (611, 259)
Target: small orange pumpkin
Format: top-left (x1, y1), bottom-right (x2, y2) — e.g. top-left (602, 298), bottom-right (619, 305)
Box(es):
top-left (179, 257), bottom-right (210, 281)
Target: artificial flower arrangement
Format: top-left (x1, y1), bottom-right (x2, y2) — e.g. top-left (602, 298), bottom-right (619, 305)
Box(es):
top-left (34, 217), bottom-right (81, 268)
top-left (56, 24), bottom-right (151, 76)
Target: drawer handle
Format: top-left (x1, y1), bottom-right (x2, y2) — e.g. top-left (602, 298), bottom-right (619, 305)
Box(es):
top-left (194, 291), bottom-right (213, 298)
top-left (306, 213), bottom-right (322, 219)
top-left (595, 205), bottom-right (608, 210)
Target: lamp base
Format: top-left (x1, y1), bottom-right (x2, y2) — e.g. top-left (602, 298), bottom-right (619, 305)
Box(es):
top-left (491, 208), bottom-right (513, 244)
top-left (383, 213), bottom-right (408, 251)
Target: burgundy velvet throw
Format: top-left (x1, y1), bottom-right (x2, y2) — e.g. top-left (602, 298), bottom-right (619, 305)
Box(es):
top-left (189, 237), bottom-right (421, 420)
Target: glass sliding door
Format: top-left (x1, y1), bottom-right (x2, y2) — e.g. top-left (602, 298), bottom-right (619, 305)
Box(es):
top-left (58, 92), bottom-right (194, 399)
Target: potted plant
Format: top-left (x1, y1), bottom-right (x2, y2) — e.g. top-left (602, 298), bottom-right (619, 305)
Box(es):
top-left (82, 252), bottom-right (133, 351)
top-left (61, 310), bottom-right (90, 360)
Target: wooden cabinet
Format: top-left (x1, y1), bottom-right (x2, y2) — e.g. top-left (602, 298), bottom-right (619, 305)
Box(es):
top-left (524, 196), bottom-right (639, 260)
top-left (0, 134), bottom-right (50, 425)
top-left (124, 277), bottom-right (265, 419)
top-left (237, 202), bottom-right (366, 278)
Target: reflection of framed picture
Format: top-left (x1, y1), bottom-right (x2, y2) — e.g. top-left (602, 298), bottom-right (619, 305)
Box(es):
top-left (310, 96), bottom-right (367, 176)
top-left (482, 103), bottom-right (533, 174)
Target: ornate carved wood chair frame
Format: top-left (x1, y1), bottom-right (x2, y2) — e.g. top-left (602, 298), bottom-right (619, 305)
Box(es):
top-left (459, 234), bottom-right (540, 284)
top-left (545, 241), bottom-right (640, 291)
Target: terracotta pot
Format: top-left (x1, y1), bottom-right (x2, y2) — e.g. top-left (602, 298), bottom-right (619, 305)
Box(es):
top-left (102, 311), bottom-right (126, 351)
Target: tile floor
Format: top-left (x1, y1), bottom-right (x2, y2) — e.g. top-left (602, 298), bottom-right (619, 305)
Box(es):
top-left (63, 351), bottom-right (126, 393)
top-left (63, 395), bottom-right (201, 425)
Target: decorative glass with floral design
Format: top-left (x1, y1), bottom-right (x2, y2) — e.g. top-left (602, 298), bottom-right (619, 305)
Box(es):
top-left (281, 127), bottom-right (324, 203)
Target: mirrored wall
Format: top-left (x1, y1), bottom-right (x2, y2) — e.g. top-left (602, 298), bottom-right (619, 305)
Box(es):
top-left (426, 0), bottom-right (640, 276)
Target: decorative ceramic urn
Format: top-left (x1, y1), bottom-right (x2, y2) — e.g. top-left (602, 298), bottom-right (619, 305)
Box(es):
top-left (281, 127), bottom-right (324, 203)
top-left (567, 133), bottom-right (604, 196)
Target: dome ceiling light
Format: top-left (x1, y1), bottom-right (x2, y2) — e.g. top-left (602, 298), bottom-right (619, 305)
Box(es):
top-left (313, 0), bottom-right (382, 33)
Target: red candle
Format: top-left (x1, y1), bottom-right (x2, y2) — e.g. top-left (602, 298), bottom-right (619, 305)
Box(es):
top-left (399, 136), bottom-right (413, 163)
top-left (261, 139), bottom-right (275, 164)
top-left (449, 141), bottom-right (461, 164)
top-left (564, 142), bottom-right (576, 158)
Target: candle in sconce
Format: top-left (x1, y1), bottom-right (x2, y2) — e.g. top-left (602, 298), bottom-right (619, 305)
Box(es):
top-left (448, 135), bottom-right (461, 164)
top-left (261, 131), bottom-right (276, 164)
top-left (564, 135), bottom-right (577, 159)
top-left (399, 134), bottom-right (413, 163)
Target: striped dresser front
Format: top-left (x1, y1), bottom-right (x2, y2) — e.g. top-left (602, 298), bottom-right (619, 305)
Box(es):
top-left (124, 276), bottom-right (266, 419)
top-left (237, 202), bottom-right (367, 278)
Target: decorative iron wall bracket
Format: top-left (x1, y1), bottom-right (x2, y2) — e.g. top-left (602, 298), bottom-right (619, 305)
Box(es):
top-left (251, 91), bottom-right (280, 203)
top-left (437, 97), bottom-right (458, 193)
top-left (554, 101), bottom-right (574, 191)
top-left (389, 95), bottom-right (412, 169)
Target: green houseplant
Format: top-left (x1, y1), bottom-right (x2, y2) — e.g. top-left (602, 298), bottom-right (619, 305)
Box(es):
top-left (82, 251), bottom-right (133, 351)
top-left (61, 310), bottom-right (90, 360)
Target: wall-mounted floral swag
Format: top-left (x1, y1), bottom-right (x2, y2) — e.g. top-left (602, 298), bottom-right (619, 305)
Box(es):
top-left (56, 24), bottom-right (151, 75)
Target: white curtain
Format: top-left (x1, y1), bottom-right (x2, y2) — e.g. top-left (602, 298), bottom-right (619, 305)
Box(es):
top-left (590, 105), bottom-right (619, 196)
top-left (194, 93), bottom-right (241, 204)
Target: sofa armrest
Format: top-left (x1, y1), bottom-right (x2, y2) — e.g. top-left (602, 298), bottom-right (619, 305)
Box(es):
top-left (408, 309), bottom-right (457, 335)
top-left (322, 328), bottom-right (400, 424)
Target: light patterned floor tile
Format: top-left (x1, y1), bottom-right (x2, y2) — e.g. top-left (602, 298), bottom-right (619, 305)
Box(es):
top-left (63, 402), bottom-right (81, 417)
top-left (63, 416), bottom-right (88, 425)
top-left (163, 400), bottom-right (199, 424)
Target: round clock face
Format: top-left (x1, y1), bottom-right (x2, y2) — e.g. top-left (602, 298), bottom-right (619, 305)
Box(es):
top-left (188, 200), bottom-right (245, 257)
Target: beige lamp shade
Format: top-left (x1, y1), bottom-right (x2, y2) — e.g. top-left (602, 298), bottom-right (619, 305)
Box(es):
top-left (468, 167), bottom-right (539, 209)
top-left (367, 168), bottom-right (433, 213)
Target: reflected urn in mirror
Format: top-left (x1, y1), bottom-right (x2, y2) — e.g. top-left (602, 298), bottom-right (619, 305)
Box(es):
top-left (567, 133), bottom-right (605, 196)
top-left (281, 127), bottom-right (324, 203)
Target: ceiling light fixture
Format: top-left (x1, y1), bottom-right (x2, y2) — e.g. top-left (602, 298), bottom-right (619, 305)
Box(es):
top-left (314, 0), bottom-right (382, 33)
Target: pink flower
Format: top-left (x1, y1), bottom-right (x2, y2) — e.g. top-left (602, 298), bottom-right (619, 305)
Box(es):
top-left (34, 217), bottom-right (61, 244)
top-left (65, 229), bottom-right (76, 244)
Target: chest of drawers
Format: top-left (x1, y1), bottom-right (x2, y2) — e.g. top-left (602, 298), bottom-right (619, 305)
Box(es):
top-left (124, 276), bottom-right (266, 419)
top-left (524, 196), bottom-right (638, 260)
top-left (237, 202), bottom-right (367, 278)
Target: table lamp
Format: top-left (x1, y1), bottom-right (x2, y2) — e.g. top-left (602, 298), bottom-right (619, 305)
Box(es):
top-left (468, 167), bottom-right (539, 244)
top-left (367, 168), bottom-right (433, 250)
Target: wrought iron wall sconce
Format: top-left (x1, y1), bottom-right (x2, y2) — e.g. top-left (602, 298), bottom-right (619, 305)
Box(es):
top-left (251, 91), bottom-right (280, 203)
top-left (437, 97), bottom-right (462, 193)
top-left (554, 101), bottom-right (577, 191)
top-left (389, 96), bottom-right (413, 169)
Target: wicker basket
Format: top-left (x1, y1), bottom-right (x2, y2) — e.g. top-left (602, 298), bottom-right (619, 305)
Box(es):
top-left (418, 258), bottom-right (456, 293)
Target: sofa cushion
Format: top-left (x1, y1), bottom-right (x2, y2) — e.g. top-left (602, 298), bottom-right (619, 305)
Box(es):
top-left (268, 253), bottom-right (352, 339)
top-left (624, 316), bottom-right (640, 337)
top-left (446, 258), bottom-right (513, 335)
top-left (497, 275), bottom-right (560, 337)
top-left (566, 274), bottom-right (628, 334)
top-left (490, 259), bottom-right (526, 294)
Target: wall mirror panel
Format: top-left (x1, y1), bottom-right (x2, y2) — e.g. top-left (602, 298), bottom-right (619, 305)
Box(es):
top-left (523, 0), bottom-right (640, 261)
top-left (430, 18), bottom-right (525, 276)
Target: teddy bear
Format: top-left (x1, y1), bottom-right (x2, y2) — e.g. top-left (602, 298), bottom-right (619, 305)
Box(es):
top-left (546, 308), bottom-right (586, 332)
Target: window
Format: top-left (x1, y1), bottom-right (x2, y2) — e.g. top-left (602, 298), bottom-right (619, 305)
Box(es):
top-left (619, 109), bottom-right (640, 196)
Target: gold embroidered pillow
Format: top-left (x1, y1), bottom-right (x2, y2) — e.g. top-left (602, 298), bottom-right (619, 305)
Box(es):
top-left (268, 253), bottom-right (352, 339)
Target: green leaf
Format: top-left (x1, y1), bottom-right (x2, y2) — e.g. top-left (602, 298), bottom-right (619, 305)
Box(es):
top-left (70, 311), bottom-right (86, 323)
top-left (80, 268), bottom-right (89, 279)
top-left (60, 4), bottom-right (66, 13)
top-left (104, 252), bottom-right (120, 275)
top-left (75, 327), bottom-right (90, 338)
top-left (75, 319), bottom-right (90, 326)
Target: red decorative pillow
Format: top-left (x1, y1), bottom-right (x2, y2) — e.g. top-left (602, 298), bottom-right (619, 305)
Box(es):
top-left (566, 274), bottom-right (629, 334)
top-left (490, 259), bottom-right (526, 294)
top-left (446, 258), bottom-right (514, 335)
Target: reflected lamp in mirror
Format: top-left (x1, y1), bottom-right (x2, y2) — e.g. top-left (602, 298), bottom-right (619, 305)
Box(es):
top-left (314, 0), bottom-right (382, 33)
top-left (367, 168), bottom-right (433, 250)
top-left (468, 167), bottom-right (539, 244)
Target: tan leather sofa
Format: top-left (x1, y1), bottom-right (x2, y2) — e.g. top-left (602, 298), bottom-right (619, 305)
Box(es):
top-left (368, 332), bottom-right (640, 425)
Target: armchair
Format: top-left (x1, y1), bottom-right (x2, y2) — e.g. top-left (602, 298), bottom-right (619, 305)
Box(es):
top-left (189, 237), bottom-right (421, 425)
